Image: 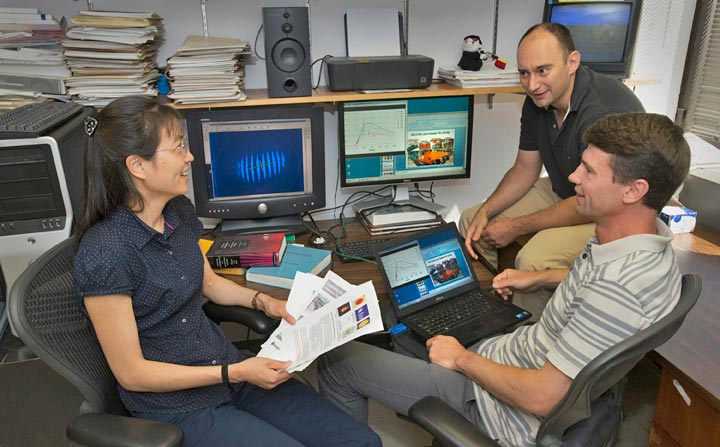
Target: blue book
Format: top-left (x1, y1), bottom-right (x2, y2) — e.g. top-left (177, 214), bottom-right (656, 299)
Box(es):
top-left (245, 244), bottom-right (332, 289)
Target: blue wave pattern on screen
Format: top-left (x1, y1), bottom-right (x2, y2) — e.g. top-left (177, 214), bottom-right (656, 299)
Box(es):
top-left (238, 150), bottom-right (287, 184)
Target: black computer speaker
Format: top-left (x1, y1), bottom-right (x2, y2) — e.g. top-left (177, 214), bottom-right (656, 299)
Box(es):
top-left (263, 7), bottom-right (312, 98)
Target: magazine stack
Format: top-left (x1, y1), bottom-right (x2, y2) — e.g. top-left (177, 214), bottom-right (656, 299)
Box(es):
top-left (438, 63), bottom-right (520, 88)
top-left (0, 6), bottom-right (68, 110)
top-left (63, 10), bottom-right (164, 107)
top-left (166, 35), bottom-right (251, 104)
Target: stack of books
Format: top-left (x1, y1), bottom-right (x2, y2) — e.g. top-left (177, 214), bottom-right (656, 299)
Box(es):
top-left (246, 244), bottom-right (332, 290)
top-left (438, 64), bottom-right (520, 88)
top-left (0, 7), bottom-right (69, 110)
top-left (63, 10), bottom-right (164, 107)
top-left (166, 35), bottom-right (251, 105)
top-left (199, 232), bottom-right (288, 276)
top-left (357, 203), bottom-right (443, 235)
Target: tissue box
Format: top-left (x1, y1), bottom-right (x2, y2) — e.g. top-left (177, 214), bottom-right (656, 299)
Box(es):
top-left (659, 206), bottom-right (697, 234)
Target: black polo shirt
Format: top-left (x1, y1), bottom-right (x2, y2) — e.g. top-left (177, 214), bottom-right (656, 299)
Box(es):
top-left (518, 66), bottom-right (644, 198)
top-left (75, 195), bottom-right (245, 414)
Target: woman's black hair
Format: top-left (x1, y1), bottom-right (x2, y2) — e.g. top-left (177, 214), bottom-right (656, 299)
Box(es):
top-left (75, 96), bottom-right (182, 241)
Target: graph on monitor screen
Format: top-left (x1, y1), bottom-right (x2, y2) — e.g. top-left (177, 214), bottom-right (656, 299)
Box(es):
top-left (343, 101), bottom-right (407, 156)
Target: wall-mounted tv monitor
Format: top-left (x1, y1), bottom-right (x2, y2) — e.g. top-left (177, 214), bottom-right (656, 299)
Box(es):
top-left (186, 105), bottom-right (325, 234)
top-left (339, 95), bottom-right (473, 212)
top-left (543, 0), bottom-right (643, 79)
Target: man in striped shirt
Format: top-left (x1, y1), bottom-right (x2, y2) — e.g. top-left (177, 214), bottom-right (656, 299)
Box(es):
top-left (318, 112), bottom-right (691, 446)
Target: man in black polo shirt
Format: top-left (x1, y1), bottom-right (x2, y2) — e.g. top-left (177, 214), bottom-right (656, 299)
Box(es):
top-left (460, 23), bottom-right (643, 320)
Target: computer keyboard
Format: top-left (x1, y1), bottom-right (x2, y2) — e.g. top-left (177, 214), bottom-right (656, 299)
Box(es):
top-left (336, 237), bottom-right (400, 262)
top-left (0, 101), bottom-right (86, 138)
top-left (411, 290), bottom-right (507, 335)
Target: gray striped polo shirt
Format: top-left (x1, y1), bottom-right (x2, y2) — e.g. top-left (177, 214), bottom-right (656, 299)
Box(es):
top-left (473, 219), bottom-right (680, 446)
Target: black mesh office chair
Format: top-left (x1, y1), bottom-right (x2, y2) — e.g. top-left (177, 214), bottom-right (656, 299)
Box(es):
top-left (7, 237), bottom-right (280, 447)
top-left (408, 273), bottom-right (702, 447)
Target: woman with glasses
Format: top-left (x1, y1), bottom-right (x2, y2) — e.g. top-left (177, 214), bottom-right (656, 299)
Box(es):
top-left (73, 96), bottom-right (381, 447)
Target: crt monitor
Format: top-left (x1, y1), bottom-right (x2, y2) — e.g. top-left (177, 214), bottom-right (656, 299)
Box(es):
top-left (543, 0), bottom-right (642, 79)
top-left (186, 105), bottom-right (326, 234)
top-left (339, 95), bottom-right (473, 212)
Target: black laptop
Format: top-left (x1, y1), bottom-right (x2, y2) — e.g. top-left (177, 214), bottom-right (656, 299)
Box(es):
top-left (374, 222), bottom-right (531, 347)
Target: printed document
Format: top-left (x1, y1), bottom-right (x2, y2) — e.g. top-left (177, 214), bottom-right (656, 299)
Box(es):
top-left (258, 270), bottom-right (383, 372)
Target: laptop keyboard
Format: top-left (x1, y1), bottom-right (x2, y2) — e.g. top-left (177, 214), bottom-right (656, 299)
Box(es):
top-left (411, 289), bottom-right (507, 335)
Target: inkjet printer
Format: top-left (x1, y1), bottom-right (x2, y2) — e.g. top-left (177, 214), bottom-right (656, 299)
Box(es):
top-left (326, 55), bottom-right (434, 91)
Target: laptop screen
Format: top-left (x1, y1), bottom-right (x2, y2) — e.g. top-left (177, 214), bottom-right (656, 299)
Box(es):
top-left (376, 223), bottom-right (478, 313)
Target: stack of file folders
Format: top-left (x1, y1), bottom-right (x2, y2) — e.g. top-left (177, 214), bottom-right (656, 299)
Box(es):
top-left (0, 7), bottom-right (69, 110)
top-left (438, 64), bottom-right (521, 88)
top-left (166, 35), bottom-right (251, 104)
top-left (63, 10), bottom-right (164, 107)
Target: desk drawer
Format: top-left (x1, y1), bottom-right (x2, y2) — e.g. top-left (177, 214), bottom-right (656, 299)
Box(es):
top-left (650, 369), bottom-right (720, 447)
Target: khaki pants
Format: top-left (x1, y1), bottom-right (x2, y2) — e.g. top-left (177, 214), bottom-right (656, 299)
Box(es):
top-left (459, 177), bottom-right (595, 321)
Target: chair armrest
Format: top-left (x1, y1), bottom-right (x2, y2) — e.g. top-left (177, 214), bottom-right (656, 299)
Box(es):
top-left (67, 413), bottom-right (183, 447)
top-left (408, 396), bottom-right (498, 447)
top-left (203, 302), bottom-right (280, 335)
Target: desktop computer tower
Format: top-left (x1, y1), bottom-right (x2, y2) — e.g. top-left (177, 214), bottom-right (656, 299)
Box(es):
top-left (0, 108), bottom-right (92, 336)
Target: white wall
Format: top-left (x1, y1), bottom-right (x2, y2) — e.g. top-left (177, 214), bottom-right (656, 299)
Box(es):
top-left (4, 0), bottom-right (695, 221)
top-left (631, 0), bottom-right (696, 117)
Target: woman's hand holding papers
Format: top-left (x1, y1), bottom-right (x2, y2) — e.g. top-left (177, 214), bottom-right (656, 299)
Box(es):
top-left (255, 292), bottom-right (297, 324)
top-left (231, 357), bottom-right (293, 390)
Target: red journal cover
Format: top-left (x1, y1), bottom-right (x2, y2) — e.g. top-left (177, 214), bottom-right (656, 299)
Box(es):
top-left (205, 233), bottom-right (287, 268)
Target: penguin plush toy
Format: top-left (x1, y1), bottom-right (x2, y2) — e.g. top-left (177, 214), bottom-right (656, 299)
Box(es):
top-left (458, 35), bottom-right (488, 71)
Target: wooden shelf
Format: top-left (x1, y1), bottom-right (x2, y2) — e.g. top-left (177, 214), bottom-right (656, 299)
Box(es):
top-left (170, 83), bottom-right (525, 109)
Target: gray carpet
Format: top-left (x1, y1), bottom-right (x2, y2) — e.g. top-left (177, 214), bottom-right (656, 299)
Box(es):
top-left (296, 356), bottom-right (661, 447)
top-left (0, 328), bottom-right (660, 446)
top-left (0, 357), bottom-right (82, 447)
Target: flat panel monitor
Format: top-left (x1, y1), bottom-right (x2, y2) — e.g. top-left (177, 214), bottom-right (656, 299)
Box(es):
top-left (543, 0), bottom-right (642, 79)
top-left (186, 105), bottom-right (325, 234)
top-left (339, 95), bottom-right (473, 212)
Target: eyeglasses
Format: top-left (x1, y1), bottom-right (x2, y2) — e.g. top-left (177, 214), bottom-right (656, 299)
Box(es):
top-left (156, 140), bottom-right (189, 155)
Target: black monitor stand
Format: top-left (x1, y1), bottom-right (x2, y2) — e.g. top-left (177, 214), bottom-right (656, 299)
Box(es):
top-left (352, 184), bottom-right (447, 215)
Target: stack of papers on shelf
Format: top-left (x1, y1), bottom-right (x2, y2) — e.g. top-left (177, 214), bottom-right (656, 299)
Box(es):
top-left (438, 64), bottom-right (521, 88)
top-left (63, 10), bottom-right (164, 107)
top-left (0, 7), bottom-right (69, 108)
top-left (0, 7), bottom-right (66, 48)
top-left (258, 270), bottom-right (383, 372)
top-left (0, 88), bottom-right (41, 111)
top-left (166, 35), bottom-right (251, 104)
